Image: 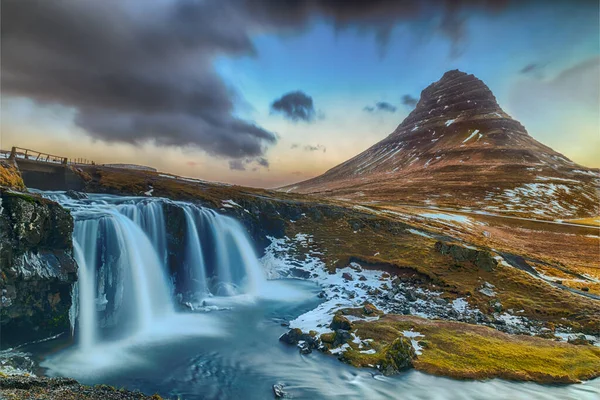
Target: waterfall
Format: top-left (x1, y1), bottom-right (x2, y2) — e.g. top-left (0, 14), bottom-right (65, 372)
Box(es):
top-left (181, 206), bottom-right (265, 297)
top-left (39, 191), bottom-right (266, 348)
top-left (72, 241), bottom-right (97, 350)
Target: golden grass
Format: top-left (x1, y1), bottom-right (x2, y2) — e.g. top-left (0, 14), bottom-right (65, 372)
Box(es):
top-left (0, 162), bottom-right (25, 190)
top-left (566, 217), bottom-right (600, 227)
top-left (352, 315), bottom-right (600, 383)
top-left (290, 212), bottom-right (600, 333)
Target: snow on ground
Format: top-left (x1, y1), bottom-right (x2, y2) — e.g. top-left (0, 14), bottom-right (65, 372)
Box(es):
top-left (445, 119), bottom-right (456, 126)
top-left (407, 229), bottom-right (434, 239)
top-left (452, 298), bottom-right (468, 313)
top-left (554, 332), bottom-right (600, 347)
top-left (536, 176), bottom-right (579, 183)
top-left (259, 233), bottom-right (585, 355)
top-left (419, 212), bottom-right (472, 225)
top-left (494, 182), bottom-right (588, 217)
top-left (221, 199), bottom-right (241, 209)
top-left (402, 330), bottom-right (424, 355)
top-left (462, 129), bottom-right (480, 143)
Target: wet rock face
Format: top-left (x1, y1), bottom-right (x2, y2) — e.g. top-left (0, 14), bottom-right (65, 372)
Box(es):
top-left (279, 328), bottom-right (321, 354)
top-left (434, 241), bottom-right (497, 272)
top-left (0, 190), bottom-right (76, 349)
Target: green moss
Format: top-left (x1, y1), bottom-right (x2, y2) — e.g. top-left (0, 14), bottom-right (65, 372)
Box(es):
top-left (353, 315), bottom-right (600, 383)
top-left (45, 311), bottom-right (69, 329)
top-left (3, 191), bottom-right (39, 204)
top-left (320, 332), bottom-right (336, 344)
top-left (330, 314), bottom-right (353, 330)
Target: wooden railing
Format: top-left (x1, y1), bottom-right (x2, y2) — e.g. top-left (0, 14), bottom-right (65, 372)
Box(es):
top-left (5, 147), bottom-right (95, 166)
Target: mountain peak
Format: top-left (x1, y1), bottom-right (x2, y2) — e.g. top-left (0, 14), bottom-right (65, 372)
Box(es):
top-left (398, 70), bottom-right (505, 136)
top-left (281, 70), bottom-right (597, 220)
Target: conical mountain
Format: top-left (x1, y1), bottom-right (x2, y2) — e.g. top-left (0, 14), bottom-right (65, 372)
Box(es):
top-left (281, 70), bottom-right (599, 219)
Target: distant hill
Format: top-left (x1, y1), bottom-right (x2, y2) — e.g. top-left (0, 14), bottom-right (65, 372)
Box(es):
top-left (103, 163), bottom-right (157, 172)
top-left (280, 70), bottom-right (599, 219)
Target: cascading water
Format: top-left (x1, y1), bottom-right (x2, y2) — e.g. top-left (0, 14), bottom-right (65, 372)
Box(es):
top-left (39, 191), bottom-right (266, 348)
top-left (182, 205), bottom-right (265, 298)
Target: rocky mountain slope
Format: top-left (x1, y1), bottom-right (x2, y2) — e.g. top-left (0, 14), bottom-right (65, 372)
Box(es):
top-left (281, 70), bottom-right (599, 219)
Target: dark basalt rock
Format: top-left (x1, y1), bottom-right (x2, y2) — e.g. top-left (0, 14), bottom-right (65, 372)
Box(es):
top-left (0, 190), bottom-right (77, 349)
top-left (332, 330), bottom-right (352, 347)
top-left (279, 328), bottom-right (320, 354)
top-left (434, 241), bottom-right (497, 272)
top-left (65, 190), bottom-right (88, 200)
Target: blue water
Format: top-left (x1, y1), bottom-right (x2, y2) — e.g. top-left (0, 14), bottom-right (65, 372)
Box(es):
top-left (25, 279), bottom-right (599, 400)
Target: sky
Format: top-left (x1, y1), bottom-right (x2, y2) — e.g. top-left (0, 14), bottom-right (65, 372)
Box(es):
top-left (1, 0), bottom-right (599, 188)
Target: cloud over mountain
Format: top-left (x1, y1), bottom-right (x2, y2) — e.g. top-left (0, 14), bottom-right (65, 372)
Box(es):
top-left (364, 102), bottom-right (397, 113)
top-left (270, 91), bottom-right (316, 122)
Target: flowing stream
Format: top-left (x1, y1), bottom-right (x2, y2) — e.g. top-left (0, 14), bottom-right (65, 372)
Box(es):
top-left (23, 192), bottom-right (600, 399)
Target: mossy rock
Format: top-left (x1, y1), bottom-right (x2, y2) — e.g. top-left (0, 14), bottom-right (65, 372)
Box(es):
top-left (380, 337), bottom-right (416, 375)
top-left (320, 332), bottom-right (336, 344)
top-left (330, 314), bottom-right (353, 331)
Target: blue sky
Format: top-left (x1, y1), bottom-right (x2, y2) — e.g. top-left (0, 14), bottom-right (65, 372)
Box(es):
top-left (2, 1), bottom-right (598, 187)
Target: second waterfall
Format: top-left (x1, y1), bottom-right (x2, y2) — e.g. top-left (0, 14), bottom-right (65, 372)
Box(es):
top-left (42, 192), bottom-right (266, 348)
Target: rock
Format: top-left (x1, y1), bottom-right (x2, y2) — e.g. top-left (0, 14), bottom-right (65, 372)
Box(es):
top-left (433, 298), bottom-right (447, 306)
top-left (279, 328), bottom-right (320, 353)
top-left (568, 335), bottom-right (593, 346)
top-left (279, 328), bottom-right (303, 345)
top-left (404, 289), bottom-right (418, 302)
top-left (272, 384), bottom-right (286, 398)
top-left (0, 375), bottom-right (158, 399)
top-left (332, 330), bottom-right (353, 347)
top-left (379, 337), bottom-right (416, 375)
top-left (348, 219), bottom-right (365, 231)
top-left (330, 314), bottom-right (353, 331)
top-left (363, 303), bottom-right (379, 315)
top-left (0, 190), bottom-right (77, 349)
top-left (434, 241), bottom-right (497, 272)
top-left (493, 301), bottom-right (503, 313)
top-left (288, 267), bottom-right (311, 279)
top-left (342, 272), bottom-right (353, 281)
top-left (320, 332), bottom-right (336, 344)
top-left (65, 190), bottom-right (88, 200)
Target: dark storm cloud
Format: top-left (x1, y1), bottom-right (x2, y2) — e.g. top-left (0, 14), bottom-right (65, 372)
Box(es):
top-left (233, 0), bottom-right (517, 55)
top-left (270, 91), bottom-right (316, 122)
top-left (1, 0), bottom-right (275, 160)
top-left (257, 157), bottom-right (270, 168)
top-left (364, 102), bottom-right (397, 113)
top-left (229, 160), bottom-right (247, 171)
top-left (228, 157), bottom-right (270, 171)
top-left (401, 94), bottom-right (418, 108)
top-left (1, 0), bottom-right (545, 161)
